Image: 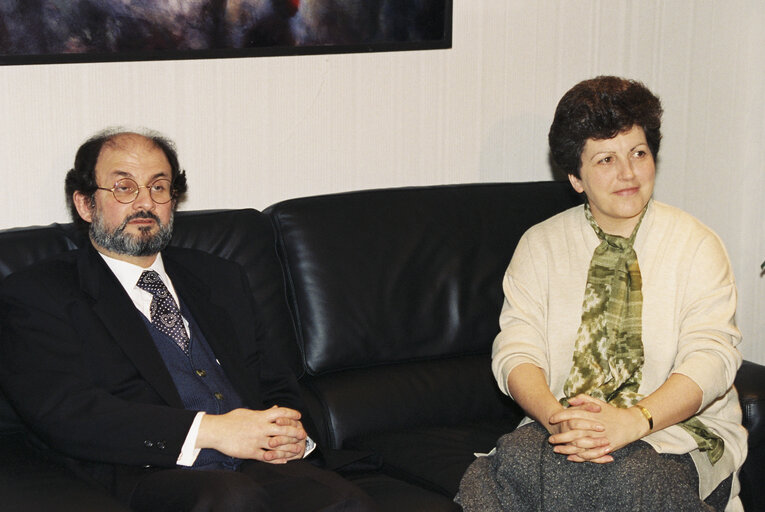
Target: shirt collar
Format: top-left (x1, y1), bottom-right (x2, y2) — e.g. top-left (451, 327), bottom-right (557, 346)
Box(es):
top-left (98, 251), bottom-right (172, 294)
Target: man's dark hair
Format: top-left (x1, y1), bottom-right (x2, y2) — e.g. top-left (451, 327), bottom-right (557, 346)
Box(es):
top-left (64, 128), bottom-right (188, 226)
top-left (548, 76), bottom-right (663, 178)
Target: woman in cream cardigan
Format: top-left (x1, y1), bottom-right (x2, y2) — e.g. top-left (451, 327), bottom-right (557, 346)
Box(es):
top-left (457, 76), bottom-right (746, 511)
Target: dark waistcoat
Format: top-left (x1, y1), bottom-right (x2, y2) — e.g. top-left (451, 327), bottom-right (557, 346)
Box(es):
top-left (141, 301), bottom-right (244, 470)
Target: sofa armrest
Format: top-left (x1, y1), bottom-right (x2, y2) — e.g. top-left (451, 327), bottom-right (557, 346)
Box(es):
top-left (736, 360), bottom-right (765, 446)
top-left (734, 360), bottom-right (765, 511)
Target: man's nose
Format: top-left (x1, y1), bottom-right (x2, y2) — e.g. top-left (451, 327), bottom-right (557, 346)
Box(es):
top-left (132, 185), bottom-right (155, 209)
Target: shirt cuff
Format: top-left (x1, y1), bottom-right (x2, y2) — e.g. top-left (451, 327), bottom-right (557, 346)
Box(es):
top-left (177, 412), bottom-right (316, 466)
top-left (177, 411), bottom-right (205, 466)
top-left (304, 435), bottom-right (316, 458)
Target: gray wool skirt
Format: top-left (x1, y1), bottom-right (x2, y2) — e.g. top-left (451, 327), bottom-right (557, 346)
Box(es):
top-left (456, 422), bottom-right (731, 512)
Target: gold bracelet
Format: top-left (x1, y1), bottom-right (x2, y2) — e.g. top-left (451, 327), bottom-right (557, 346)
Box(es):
top-left (635, 404), bottom-right (653, 431)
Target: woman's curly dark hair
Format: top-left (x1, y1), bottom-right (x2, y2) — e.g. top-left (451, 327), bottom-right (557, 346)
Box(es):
top-left (548, 76), bottom-right (663, 178)
top-left (64, 128), bottom-right (188, 227)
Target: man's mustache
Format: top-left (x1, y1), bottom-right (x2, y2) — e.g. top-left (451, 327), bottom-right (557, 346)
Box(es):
top-left (117, 211), bottom-right (162, 231)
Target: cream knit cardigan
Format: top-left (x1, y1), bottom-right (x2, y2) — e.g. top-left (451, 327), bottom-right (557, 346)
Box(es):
top-left (492, 200), bottom-right (747, 510)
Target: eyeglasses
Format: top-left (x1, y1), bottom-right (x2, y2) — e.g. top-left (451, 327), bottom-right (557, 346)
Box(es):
top-left (96, 178), bottom-right (175, 204)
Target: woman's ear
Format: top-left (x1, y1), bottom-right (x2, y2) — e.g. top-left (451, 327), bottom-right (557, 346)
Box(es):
top-left (567, 173), bottom-right (585, 194)
top-left (72, 191), bottom-right (94, 223)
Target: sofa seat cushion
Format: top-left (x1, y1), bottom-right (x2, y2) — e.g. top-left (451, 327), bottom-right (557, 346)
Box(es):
top-left (345, 417), bottom-right (519, 498)
top-left (300, 355), bottom-right (523, 449)
top-left (346, 472), bottom-right (461, 512)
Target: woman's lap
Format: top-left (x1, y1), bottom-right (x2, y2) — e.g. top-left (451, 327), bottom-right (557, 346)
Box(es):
top-left (457, 422), bottom-right (729, 512)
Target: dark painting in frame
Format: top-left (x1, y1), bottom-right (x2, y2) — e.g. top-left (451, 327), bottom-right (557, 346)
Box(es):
top-left (0, 0), bottom-right (452, 66)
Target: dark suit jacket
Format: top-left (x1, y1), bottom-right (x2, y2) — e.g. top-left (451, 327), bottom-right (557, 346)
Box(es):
top-left (0, 244), bottom-right (307, 494)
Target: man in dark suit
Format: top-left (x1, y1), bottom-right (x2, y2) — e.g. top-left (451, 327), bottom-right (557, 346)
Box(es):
top-left (0, 129), bottom-right (375, 511)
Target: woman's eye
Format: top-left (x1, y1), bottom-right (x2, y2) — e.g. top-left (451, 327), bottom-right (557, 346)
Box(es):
top-left (598, 156), bottom-right (612, 165)
top-left (634, 150), bottom-right (647, 158)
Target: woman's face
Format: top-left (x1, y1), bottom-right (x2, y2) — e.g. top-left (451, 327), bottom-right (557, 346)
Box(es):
top-left (568, 125), bottom-right (656, 237)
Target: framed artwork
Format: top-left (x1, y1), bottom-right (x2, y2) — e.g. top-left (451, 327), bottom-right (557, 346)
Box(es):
top-left (0, 1), bottom-right (452, 66)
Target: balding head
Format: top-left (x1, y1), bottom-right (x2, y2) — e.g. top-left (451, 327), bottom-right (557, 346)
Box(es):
top-left (65, 128), bottom-right (187, 227)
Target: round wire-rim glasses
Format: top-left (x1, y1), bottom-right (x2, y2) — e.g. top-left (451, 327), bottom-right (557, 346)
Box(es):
top-left (96, 178), bottom-right (175, 204)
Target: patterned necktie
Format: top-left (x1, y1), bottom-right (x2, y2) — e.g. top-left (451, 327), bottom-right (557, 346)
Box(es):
top-left (136, 270), bottom-right (190, 355)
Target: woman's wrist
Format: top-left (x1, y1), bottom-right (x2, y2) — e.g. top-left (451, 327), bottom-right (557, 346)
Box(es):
top-left (630, 404), bottom-right (653, 438)
top-left (541, 402), bottom-right (568, 433)
top-left (634, 404), bottom-right (653, 430)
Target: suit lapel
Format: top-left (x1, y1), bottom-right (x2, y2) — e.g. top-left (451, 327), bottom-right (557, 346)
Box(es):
top-left (163, 252), bottom-right (260, 408)
top-left (162, 257), bottom-right (229, 356)
top-left (78, 246), bottom-right (184, 408)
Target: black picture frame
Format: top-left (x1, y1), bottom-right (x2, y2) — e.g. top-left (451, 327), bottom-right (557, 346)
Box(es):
top-left (0, 1), bottom-right (452, 66)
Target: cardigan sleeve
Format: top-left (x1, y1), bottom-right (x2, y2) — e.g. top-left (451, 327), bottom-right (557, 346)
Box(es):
top-left (491, 232), bottom-right (551, 398)
top-left (671, 232), bottom-right (742, 411)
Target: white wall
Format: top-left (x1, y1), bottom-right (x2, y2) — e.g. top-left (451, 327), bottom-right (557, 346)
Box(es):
top-left (1, 1), bottom-right (763, 364)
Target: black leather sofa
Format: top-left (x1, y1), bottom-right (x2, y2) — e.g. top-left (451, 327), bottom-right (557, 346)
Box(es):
top-left (1, 182), bottom-right (763, 511)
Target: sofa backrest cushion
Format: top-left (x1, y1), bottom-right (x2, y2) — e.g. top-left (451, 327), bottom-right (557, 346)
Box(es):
top-left (267, 182), bottom-right (582, 376)
top-left (0, 209), bottom-right (300, 433)
top-left (267, 182), bottom-right (582, 446)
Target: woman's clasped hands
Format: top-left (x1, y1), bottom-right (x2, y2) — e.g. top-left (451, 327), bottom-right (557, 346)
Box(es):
top-left (547, 394), bottom-right (650, 464)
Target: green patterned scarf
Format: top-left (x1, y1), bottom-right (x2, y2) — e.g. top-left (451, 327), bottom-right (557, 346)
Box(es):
top-left (561, 202), bottom-right (723, 464)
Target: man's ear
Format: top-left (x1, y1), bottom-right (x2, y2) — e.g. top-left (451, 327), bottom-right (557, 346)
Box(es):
top-left (567, 173), bottom-right (585, 194)
top-left (73, 191), bottom-right (94, 223)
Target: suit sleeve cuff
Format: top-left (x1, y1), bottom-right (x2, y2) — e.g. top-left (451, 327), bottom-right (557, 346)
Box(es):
top-left (177, 411), bottom-right (205, 466)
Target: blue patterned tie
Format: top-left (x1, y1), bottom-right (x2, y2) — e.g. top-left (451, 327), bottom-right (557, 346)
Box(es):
top-left (136, 270), bottom-right (190, 354)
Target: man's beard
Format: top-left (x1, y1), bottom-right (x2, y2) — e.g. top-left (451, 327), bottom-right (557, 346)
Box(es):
top-left (89, 209), bottom-right (174, 257)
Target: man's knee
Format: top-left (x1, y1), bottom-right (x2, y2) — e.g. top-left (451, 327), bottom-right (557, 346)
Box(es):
top-left (193, 471), bottom-right (270, 512)
top-left (131, 469), bottom-right (270, 512)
